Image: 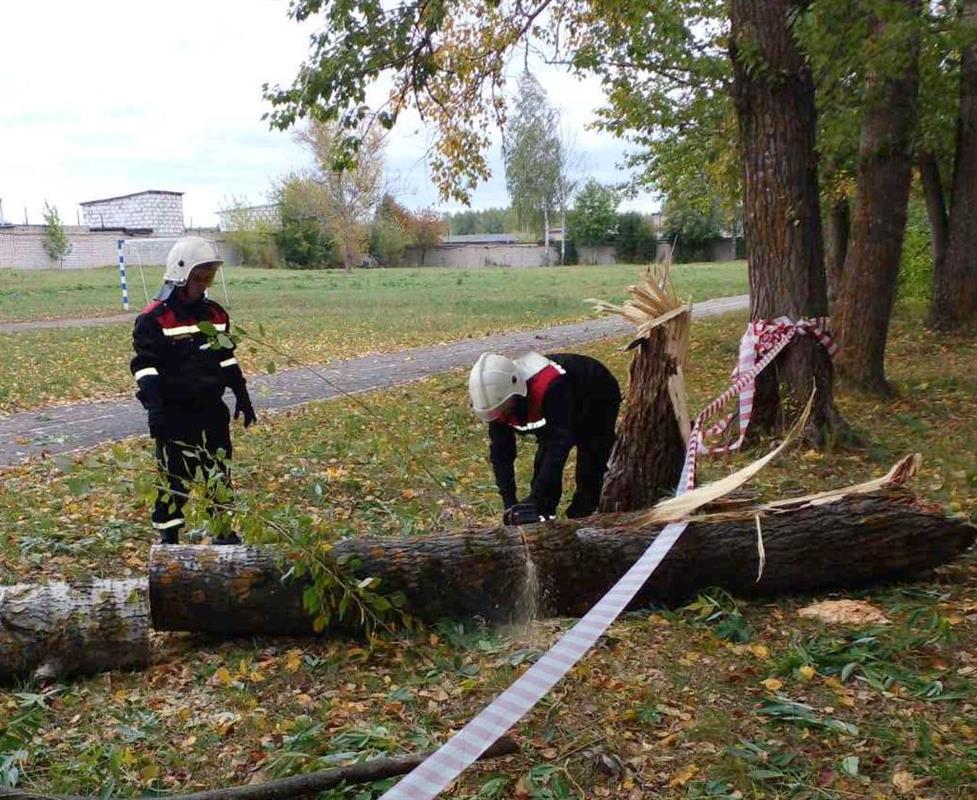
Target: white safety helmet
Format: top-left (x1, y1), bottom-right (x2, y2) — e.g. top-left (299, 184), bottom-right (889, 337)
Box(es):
top-left (468, 353), bottom-right (527, 422)
top-left (156, 237), bottom-right (223, 299)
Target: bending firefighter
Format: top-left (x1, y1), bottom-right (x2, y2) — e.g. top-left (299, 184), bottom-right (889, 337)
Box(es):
top-left (469, 352), bottom-right (621, 525)
top-left (130, 237), bottom-right (256, 544)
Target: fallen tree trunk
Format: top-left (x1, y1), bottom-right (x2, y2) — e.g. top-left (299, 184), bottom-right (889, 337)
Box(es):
top-left (150, 487), bottom-right (975, 636)
top-left (0, 736), bottom-right (519, 800)
top-left (0, 578), bottom-right (149, 681)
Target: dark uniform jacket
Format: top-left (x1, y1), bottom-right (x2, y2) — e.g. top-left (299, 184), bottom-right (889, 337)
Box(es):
top-left (488, 353), bottom-right (621, 514)
top-left (130, 292), bottom-right (246, 418)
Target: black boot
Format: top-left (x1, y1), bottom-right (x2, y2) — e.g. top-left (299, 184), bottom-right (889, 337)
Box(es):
top-left (158, 528), bottom-right (180, 545)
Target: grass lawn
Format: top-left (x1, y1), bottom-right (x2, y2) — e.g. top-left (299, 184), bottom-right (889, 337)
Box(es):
top-left (0, 262), bottom-right (747, 413)
top-left (1, 304), bottom-right (974, 798)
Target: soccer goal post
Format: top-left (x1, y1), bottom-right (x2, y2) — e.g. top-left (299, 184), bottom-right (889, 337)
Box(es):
top-left (116, 237), bottom-right (229, 310)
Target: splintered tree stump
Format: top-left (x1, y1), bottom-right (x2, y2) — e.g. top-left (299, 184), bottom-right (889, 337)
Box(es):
top-left (600, 326), bottom-right (687, 512)
top-left (149, 488), bottom-right (975, 637)
top-left (590, 266), bottom-right (691, 512)
top-left (0, 578), bottom-right (149, 681)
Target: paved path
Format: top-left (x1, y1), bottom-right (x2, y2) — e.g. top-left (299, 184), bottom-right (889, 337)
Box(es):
top-left (0, 312), bottom-right (136, 334)
top-left (0, 294), bottom-right (748, 467)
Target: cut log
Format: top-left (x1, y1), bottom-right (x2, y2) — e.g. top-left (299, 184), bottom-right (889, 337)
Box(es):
top-left (0, 578), bottom-right (149, 681)
top-left (150, 488), bottom-right (975, 636)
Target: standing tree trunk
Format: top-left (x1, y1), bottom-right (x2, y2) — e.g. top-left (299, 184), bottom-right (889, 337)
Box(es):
top-left (600, 328), bottom-right (687, 511)
top-left (590, 267), bottom-right (691, 512)
top-left (543, 205), bottom-right (551, 266)
top-left (825, 195), bottom-right (850, 312)
top-left (918, 153), bottom-right (950, 281)
top-left (728, 0), bottom-right (840, 442)
top-left (931, 0), bottom-right (977, 329)
top-left (560, 206), bottom-right (567, 265)
top-left (835, 0), bottom-right (922, 394)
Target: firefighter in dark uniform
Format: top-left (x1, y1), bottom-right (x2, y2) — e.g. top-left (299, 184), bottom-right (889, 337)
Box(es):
top-left (468, 351), bottom-right (621, 524)
top-left (130, 236), bottom-right (256, 544)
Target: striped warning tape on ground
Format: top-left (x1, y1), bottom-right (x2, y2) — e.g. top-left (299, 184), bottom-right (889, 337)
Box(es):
top-left (379, 518), bottom-right (690, 799)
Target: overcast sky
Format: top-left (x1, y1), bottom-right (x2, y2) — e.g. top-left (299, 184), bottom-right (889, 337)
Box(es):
top-left (0, 0), bottom-right (658, 227)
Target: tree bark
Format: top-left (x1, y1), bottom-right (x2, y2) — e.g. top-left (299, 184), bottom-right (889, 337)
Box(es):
top-left (918, 152), bottom-right (949, 280)
top-left (543, 205), bottom-right (551, 266)
top-left (728, 0), bottom-right (840, 442)
top-left (150, 489), bottom-right (975, 637)
top-left (931, 0), bottom-right (977, 329)
top-left (825, 195), bottom-right (850, 312)
top-left (835, 0), bottom-right (922, 394)
top-left (0, 578), bottom-right (149, 682)
top-left (600, 328), bottom-right (687, 512)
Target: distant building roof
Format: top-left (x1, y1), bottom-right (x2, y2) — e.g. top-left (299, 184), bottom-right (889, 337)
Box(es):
top-left (443, 233), bottom-right (518, 244)
top-left (80, 190), bottom-right (184, 206)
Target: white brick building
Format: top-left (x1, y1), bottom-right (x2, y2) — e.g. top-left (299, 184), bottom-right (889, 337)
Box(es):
top-left (80, 190), bottom-right (185, 237)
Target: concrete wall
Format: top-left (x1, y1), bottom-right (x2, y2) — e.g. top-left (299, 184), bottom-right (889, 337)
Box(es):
top-left (403, 243), bottom-right (560, 268)
top-left (0, 227), bottom-right (239, 270)
top-left (0, 226), bottom-right (121, 269)
top-left (706, 238), bottom-right (736, 262)
top-left (577, 245), bottom-right (617, 266)
top-left (81, 192), bottom-right (184, 237)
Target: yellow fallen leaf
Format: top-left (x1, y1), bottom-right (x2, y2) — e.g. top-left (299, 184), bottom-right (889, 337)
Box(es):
top-left (799, 665), bottom-right (816, 681)
top-left (284, 649), bottom-right (303, 673)
top-left (761, 677), bottom-right (783, 692)
top-left (668, 764), bottom-right (699, 788)
top-left (211, 666), bottom-right (233, 687)
top-left (892, 769), bottom-right (915, 794)
top-left (798, 599), bottom-right (891, 626)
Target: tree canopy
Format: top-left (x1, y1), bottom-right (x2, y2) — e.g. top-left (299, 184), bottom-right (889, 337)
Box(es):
top-left (503, 70), bottom-right (565, 238)
top-left (568, 178), bottom-right (619, 246)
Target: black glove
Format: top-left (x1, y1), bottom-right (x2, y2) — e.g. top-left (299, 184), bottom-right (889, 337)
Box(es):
top-left (233, 391), bottom-right (256, 428)
top-left (503, 502), bottom-right (548, 526)
top-left (147, 408), bottom-right (169, 440)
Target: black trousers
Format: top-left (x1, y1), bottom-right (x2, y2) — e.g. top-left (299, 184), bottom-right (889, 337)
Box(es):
top-left (152, 402), bottom-right (232, 542)
top-left (567, 398), bottom-right (620, 517)
top-left (531, 398), bottom-right (621, 519)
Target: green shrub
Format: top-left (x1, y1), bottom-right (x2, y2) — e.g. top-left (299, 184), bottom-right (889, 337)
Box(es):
top-left (42, 202), bottom-right (72, 266)
top-left (614, 212), bottom-right (657, 264)
top-left (227, 225), bottom-right (281, 269)
top-left (275, 216), bottom-right (336, 269)
top-left (369, 218), bottom-right (410, 267)
top-left (898, 199), bottom-right (932, 303)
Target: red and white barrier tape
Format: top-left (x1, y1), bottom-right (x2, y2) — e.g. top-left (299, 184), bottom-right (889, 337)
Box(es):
top-left (683, 316), bottom-right (837, 492)
top-left (380, 518), bottom-right (690, 799)
top-left (381, 315), bottom-right (835, 799)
